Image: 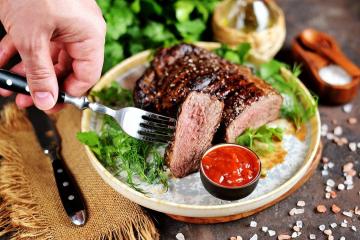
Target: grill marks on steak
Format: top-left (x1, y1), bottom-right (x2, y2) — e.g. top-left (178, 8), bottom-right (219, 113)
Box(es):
top-left (134, 44), bottom-right (283, 177)
top-left (165, 92), bottom-right (224, 178)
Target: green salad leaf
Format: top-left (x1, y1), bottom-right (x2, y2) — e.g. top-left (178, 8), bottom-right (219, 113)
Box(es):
top-left (257, 60), bottom-right (318, 129)
top-left (236, 126), bottom-right (283, 156)
top-left (78, 84), bottom-right (168, 192)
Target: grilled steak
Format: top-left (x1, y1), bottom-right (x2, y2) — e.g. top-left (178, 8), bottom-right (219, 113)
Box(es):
top-left (165, 92), bottom-right (224, 177)
top-left (134, 44), bottom-right (282, 177)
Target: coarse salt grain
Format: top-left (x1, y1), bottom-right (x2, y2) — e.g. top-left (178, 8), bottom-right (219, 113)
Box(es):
top-left (289, 208), bottom-right (304, 215)
top-left (297, 200), bottom-right (305, 207)
top-left (296, 220), bottom-right (303, 228)
top-left (338, 184), bottom-right (345, 190)
top-left (340, 237), bottom-right (345, 240)
top-left (322, 170), bottom-right (329, 176)
top-left (176, 233), bottom-right (185, 240)
top-left (236, 236), bottom-right (242, 240)
top-left (291, 232), bottom-right (298, 238)
top-left (334, 126), bottom-right (343, 136)
top-left (268, 230), bottom-right (276, 236)
top-left (325, 193), bottom-right (331, 199)
top-left (343, 211), bottom-right (353, 218)
top-left (319, 225), bottom-right (326, 231)
top-left (250, 221), bottom-right (257, 227)
top-left (249, 234), bottom-right (258, 240)
top-left (323, 229), bottom-right (332, 235)
top-left (341, 221), bottom-right (348, 228)
top-left (330, 223), bottom-right (337, 228)
top-left (309, 234), bottom-right (316, 239)
top-left (326, 179), bottom-right (335, 187)
top-left (262, 226), bottom-right (268, 232)
top-left (343, 104), bottom-right (353, 113)
top-left (351, 226), bottom-right (357, 232)
top-left (349, 142), bottom-right (357, 152)
top-left (328, 162), bottom-right (334, 168)
top-left (325, 186), bottom-right (332, 192)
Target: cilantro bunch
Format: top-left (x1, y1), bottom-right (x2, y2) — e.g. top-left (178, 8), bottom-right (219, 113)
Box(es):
top-left (97, 0), bottom-right (220, 72)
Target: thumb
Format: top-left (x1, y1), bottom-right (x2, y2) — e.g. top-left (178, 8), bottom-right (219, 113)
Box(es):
top-left (18, 38), bottom-right (58, 110)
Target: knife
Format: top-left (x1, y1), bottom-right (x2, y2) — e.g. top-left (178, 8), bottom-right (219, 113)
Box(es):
top-left (27, 107), bottom-right (86, 226)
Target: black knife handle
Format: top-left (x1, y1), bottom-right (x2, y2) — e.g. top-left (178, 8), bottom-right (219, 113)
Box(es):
top-left (0, 69), bottom-right (65, 103)
top-left (50, 150), bottom-right (86, 225)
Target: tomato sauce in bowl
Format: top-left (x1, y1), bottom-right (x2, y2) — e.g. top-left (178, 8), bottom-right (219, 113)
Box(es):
top-left (200, 144), bottom-right (261, 200)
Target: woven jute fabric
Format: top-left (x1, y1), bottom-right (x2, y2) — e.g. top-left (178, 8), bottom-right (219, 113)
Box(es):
top-left (0, 104), bottom-right (158, 240)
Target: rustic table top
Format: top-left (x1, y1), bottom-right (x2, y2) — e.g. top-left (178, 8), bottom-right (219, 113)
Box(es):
top-left (1, 0), bottom-right (359, 239)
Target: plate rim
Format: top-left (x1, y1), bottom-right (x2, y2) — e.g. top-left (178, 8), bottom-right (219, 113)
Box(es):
top-left (81, 42), bottom-right (321, 217)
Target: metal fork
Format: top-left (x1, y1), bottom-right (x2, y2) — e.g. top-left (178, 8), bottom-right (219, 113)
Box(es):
top-left (0, 69), bottom-right (176, 144)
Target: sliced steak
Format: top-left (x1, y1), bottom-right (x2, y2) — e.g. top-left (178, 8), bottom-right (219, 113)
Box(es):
top-left (166, 92), bottom-right (224, 178)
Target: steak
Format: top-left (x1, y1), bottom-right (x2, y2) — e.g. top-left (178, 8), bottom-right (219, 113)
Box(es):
top-left (134, 44), bottom-right (282, 177)
top-left (165, 92), bottom-right (224, 178)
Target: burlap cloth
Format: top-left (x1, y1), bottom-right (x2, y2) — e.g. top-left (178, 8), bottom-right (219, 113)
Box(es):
top-left (0, 104), bottom-right (159, 240)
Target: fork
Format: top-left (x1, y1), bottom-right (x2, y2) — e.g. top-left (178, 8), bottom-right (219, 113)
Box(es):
top-left (0, 69), bottom-right (176, 144)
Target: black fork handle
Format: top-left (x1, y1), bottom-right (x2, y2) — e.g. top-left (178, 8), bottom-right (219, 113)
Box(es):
top-left (0, 69), bottom-right (65, 103)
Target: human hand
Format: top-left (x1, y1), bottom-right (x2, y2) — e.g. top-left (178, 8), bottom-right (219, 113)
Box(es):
top-left (0, 0), bottom-right (106, 110)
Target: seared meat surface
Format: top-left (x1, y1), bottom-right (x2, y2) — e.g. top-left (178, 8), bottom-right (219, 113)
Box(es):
top-left (134, 44), bottom-right (282, 177)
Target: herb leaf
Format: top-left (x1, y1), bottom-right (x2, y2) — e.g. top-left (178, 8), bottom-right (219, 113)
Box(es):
top-left (214, 43), bottom-right (251, 64)
top-left (79, 83), bottom-right (168, 192)
top-left (236, 126), bottom-right (283, 156)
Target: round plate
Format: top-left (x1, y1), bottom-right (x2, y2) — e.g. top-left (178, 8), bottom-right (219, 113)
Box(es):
top-left (81, 42), bottom-right (321, 218)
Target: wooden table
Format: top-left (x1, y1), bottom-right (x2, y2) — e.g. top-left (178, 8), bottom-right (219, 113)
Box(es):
top-left (1, 0), bottom-right (359, 239)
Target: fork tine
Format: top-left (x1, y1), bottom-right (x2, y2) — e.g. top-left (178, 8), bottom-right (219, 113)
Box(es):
top-left (140, 120), bottom-right (176, 131)
top-left (143, 112), bottom-right (176, 124)
top-left (138, 127), bottom-right (173, 137)
top-left (137, 132), bottom-right (172, 144)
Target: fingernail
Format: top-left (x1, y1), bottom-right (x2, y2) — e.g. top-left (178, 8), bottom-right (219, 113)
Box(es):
top-left (34, 92), bottom-right (55, 110)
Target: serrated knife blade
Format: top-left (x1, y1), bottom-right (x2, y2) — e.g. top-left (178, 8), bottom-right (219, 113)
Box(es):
top-left (27, 106), bottom-right (86, 226)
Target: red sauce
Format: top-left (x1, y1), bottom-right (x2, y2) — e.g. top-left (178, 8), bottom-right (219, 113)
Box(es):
top-left (201, 146), bottom-right (260, 187)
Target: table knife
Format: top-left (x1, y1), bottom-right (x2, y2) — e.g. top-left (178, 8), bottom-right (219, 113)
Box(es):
top-left (27, 107), bottom-right (86, 226)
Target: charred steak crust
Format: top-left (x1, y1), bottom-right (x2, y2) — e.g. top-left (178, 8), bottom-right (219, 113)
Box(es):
top-left (134, 43), bottom-right (281, 124)
top-left (165, 92), bottom-right (224, 178)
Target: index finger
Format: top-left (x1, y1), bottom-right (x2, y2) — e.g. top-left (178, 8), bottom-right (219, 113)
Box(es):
top-left (62, 39), bottom-right (104, 96)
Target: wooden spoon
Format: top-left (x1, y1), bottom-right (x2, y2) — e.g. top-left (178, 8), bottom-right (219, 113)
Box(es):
top-left (292, 29), bottom-right (360, 104)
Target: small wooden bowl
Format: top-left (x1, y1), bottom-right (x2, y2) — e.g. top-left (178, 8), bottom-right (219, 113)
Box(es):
top-left (212, 0), bottom-right (286, 64)
top-left (292, 29), bottom-right (360, 104)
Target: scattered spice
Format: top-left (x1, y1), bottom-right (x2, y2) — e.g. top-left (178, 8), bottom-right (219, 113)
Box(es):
top-left (277, 234), bottom-right (291, 240)
top-left (343, 104), bottom-right (353, 113)
top-left (316, 205), bottom-right (327, 213)
top-left (331, 204), bottom-right (341, 213)
top-left (176, 233), bottom-right (185, 240)
top-left (324, 229), bottom-right (332, 236)
top-left (348, 117), bottom-right (357, 124)
top-left (250, 221), bottom-right (257, 227)
top-left (297, 200), bottom-right (305, 207)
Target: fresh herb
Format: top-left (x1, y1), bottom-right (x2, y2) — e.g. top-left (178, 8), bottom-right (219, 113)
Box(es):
top-left (236, 126), bottom-right (283, 156)
top-left (214, 43), bottom-right (251, 65)
top-left (257, 60), bottom-right (318, 129)
top-left (78, 84), bottom-right (168, 192)
top-left (98, 0), bottom-right (220, 72)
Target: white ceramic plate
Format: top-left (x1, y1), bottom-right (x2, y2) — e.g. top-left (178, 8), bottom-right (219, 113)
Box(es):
top-left (81, 42), bottom-right (321, 218)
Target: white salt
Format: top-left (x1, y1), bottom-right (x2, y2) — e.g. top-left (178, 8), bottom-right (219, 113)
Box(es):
top-left (319, 64), bottom-right (351, 86)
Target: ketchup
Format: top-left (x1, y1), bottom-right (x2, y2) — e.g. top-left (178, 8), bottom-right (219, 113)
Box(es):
top-left (201, 145), bottom-right (260, 187)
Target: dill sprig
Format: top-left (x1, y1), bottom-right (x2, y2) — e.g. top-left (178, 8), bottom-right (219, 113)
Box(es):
top-left (77, 84), bottom-right (168, 192)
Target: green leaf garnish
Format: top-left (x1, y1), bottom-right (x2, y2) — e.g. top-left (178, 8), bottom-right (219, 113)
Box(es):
top-left (236, 126), bottom-right (283, 156)
top-left (78, 84), bottom-right (168, 192)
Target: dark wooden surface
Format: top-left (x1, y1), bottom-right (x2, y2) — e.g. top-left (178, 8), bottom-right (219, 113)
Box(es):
top-left (1, 0), bottom-right (359, 239)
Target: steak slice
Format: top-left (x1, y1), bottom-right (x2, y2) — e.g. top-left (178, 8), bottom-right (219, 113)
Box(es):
top-left (165, 92), bottom-right (224, 178)
top-left (223, 76), bottom-right (283, 142)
